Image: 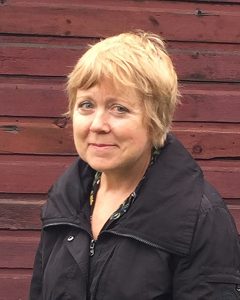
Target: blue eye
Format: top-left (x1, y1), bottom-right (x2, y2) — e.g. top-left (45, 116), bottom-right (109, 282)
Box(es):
top-left (78, 101), bottom-right (94, 110)
top-left (112, 104), bottom-right (129, 114)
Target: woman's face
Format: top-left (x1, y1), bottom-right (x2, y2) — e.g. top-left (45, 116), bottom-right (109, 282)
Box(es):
top-left (73, 79), bottom-right (152, 175)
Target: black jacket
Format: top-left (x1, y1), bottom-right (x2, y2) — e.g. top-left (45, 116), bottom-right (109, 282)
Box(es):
top-left (29, 135), bottom-right (240, 299)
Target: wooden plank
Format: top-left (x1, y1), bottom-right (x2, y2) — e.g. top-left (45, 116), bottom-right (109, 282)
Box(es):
top-left (225, 199), bottom-right (240, 206)
top-left (3, 0), bottom-right (240, 6)
top-left (0, 77), bottom-right (67, 117)
top-left (0, 41), bottom-right (82, 77)
top-left (0, 34), bottom-right (95, 45)
top-left (0, 197), bottom-right (44, 229)
top-left (200, 160), bottom-right (240, 199)
top-left (0, 155), bottom-right (75, 194)
top-left (228, 205), bottom-right (240, 233)
top-left (173, 123), bottom-right (240, 159)
top-left (193, 0), bottom-right (240, 3)
top-left (0, 155), bottom-right (239, 198)
top-left (1, 38), bottom-right (239, 82)
top-left (0, 230), bottom-right (40, 267)
top-left (1, 118), bottom-right (239, 158)
top-left (0, 269), bottom-right (31, 300)
top-left (0, 1), bottom-right (240, 43)
top-left (168, 42), bottom-right (240, 82)
top-left (0, 117), bottom-right (74, 155)
top-left (175, 82), bottom-right (240, 122)
top-left (0, 193), bottom-right (44, 230)
top-left (1, 77), bottom-right (240, 122)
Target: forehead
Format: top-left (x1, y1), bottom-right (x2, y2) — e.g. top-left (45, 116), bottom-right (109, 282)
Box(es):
top-left (76, 79), bottom-right (141, 105)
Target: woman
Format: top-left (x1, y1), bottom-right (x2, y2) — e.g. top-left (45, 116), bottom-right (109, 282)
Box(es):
top-left (29, 31), bottom-right (240, 299)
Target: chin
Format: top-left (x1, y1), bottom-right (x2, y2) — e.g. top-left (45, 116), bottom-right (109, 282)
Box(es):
top-left (91, 162), bottom-right (122, 173)
top-left (87, 161), bottom-right (111, 172)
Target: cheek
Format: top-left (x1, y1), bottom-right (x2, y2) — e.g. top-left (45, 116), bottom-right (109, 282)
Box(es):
top-left (72, 121), bottom-right (87, 156)
top-left (114, 119), bottom-right (149, 138)
top-left (72, 114), bottom-right (88, 136)
top-left (72, 119), bottom-right (80, 140)
top-left (72, 123), bottom-right (86, 151)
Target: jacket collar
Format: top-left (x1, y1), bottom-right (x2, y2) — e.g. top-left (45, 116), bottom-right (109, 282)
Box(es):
top-left (42, 134), bottom-right (203, 256)
top-left (42, 159), bottom-right (95, 235)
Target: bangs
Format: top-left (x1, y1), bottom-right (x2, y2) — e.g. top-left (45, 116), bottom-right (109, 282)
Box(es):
top-left (73, 53), bottom-right (140, 91)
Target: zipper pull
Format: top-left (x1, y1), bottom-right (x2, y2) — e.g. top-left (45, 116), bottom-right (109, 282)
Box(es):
top-left (89, 239), bottom-right (96, 256)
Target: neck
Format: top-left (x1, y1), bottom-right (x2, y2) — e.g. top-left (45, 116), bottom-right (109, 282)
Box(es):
top-left (100, 154), bottom-right (151, 195)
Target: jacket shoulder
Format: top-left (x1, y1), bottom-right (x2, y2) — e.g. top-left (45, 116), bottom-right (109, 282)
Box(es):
top-left (201, 181), bottom-right (232, 213)
top-left (197, 180), bottom-right (240, 246)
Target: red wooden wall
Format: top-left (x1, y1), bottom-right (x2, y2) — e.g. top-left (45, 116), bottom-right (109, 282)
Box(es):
top-left (0, 0), bottom-right (240, 299)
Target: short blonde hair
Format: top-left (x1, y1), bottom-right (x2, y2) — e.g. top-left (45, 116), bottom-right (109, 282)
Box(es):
top-left (67, 30), bottom-right (179, 147)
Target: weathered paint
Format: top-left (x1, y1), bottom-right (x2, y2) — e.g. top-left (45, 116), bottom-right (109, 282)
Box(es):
top-left (0, 1), bottom-right (240, 43)
top-left (1, 38), bottom-right (240, 82)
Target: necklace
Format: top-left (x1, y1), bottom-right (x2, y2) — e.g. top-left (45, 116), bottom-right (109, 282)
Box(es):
top-left (89, 147), bottom-right (160, 221)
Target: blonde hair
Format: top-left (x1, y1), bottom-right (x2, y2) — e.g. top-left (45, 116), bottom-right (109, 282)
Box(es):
top-left (67, 30), bottom-right (180, 147)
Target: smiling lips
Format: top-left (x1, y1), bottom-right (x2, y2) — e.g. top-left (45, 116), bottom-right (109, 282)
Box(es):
top-left (89, 143), bottom-right (116, 148)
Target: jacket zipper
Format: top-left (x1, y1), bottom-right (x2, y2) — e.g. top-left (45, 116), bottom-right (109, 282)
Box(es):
top-left (101, 230), bottom-right (185, 256)
top-left (43, 222), bottom-right (162, 256)
top-left (102, 230), bottom-right (161, 249)
top-left (89, 239), bottom-right (96, 256)
top-left (91, 240), bottom-right (116, 299)
top-left (43, 221), bottom-right (88, 230)
top-left (89, 220), bottom-right (159, 258)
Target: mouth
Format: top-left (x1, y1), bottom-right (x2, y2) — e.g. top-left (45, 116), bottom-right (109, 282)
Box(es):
top-left (89, 143), bottom-right (116, 148)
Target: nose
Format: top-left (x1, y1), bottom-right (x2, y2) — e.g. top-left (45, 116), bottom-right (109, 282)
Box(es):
top-left (90, 111), bottom-right (110, 133)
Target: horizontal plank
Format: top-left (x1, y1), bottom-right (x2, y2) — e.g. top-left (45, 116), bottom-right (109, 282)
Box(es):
top-left (0, 1), bottom-right (240, 43)
top-left (0, 155), bottom-right (76, 194)
top-left (0, 197), bottom-right (43, 230)
top-left (0, 41), bottom-right (81, 78)
top-left (225, 199), bottom-right (240, 206)
top-left (168, 42), bottom-right (240, 82)
top-left (0, 117), bottom-right (74, 155)
top-left (228, 205), bottom-right (240, 233)
top-left (0, 37), bottom-right (92, 77)
top-left (198, 1), bottom-right (240, 3)
top-left (1, 118), bottom-right (240, 159)
top-left (0, 38), bottom-right (240, 82)
top-left (173, 123), bottom-right (240, 159)
top-left (3, 0), bottom-right (240, 6)
top-left (199, 160), bottom-right (240, 199)
top-left (0, 269), bottom-right (31, 300)
top-left (0, 230), bottom-right (40, 267)
top-left (175, 82), bottom-right (240, 122)
top-left (1, 77), bottom-right (240, 122)
top-left (0, 155), bottom-right (239, 198)
top-left (0, 77), bottom-right (67, 117)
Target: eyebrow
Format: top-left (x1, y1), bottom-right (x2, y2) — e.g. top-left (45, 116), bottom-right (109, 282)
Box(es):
top-left (75, 92), bottom-right (139, 107)
top-left (75, 94), bottom-right (94, 100)
top-left (76, 94), bottom-right (121, 102)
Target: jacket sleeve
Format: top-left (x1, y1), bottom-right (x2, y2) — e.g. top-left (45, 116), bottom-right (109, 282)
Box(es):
top-left (173, 195), bottom-right (240, 299)
top-left (28, 234), bottom-right (43, 300)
